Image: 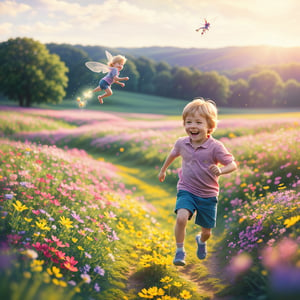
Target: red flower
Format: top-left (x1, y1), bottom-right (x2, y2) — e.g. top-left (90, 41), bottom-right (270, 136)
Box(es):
top-left (65, 256), bottom-right (78, 266)
top-left (62, 262), bottom-right (78, 272)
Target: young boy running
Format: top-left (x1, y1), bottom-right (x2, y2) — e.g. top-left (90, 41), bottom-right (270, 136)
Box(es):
top-left (158, 98), bottom-right (237, 266)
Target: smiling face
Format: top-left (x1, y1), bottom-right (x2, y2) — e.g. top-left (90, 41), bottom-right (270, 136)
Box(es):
top-left (184, 112), bottom-right (211, 145)
top-left (113, 61), bottom-right (124, 71)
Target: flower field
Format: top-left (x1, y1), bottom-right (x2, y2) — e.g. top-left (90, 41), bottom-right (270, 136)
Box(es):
top-left (0, 106), bottom-right (299, 300)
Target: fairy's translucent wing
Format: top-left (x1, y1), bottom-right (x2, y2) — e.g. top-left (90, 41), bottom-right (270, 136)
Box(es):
top-left (85, 61), bottom-right (110, 73)
top-left (105, 50), bottom-right (113, 63)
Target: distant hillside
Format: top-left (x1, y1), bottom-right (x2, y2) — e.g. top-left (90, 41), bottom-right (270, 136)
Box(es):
top-left (75, 45), bottom-right (300, 72)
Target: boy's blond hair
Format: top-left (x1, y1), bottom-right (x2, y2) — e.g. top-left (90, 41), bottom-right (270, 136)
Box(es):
top-left (108, 55), bottom-right (127, 67)
top-left (182, 98), bottom-right (218, 134)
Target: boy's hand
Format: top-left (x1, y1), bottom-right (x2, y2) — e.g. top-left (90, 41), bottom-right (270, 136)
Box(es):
top-left (124, 77), bottom-right (129, 81)
top-left (209, 164), bottom-right (222, 176)
top-left (158, 171), bottom-right (166, 182)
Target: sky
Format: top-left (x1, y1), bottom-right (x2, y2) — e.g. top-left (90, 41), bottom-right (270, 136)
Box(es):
top-left (0, 0), bottom-right (299, 49)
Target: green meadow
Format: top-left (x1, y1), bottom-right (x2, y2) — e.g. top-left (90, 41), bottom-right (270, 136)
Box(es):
top-left (0, 91), bottom-right (299, 300)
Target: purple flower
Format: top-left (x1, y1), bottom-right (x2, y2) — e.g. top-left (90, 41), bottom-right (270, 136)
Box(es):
top-left (71, 212), bottom-right (84, 223)
top-left (80, 264), bottom-right (91, 274)
top-left (94, 265), bottom-right (105, 276)
top-left (94, 282), bottom-right (101, 292)
top-left (108, 230), bottom-right (119, 242)
top-left (68, 280), bottom-right (76, 286)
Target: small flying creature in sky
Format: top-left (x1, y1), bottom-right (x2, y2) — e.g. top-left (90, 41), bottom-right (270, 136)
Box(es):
top-left (196, 18), bottom-right (211, 35)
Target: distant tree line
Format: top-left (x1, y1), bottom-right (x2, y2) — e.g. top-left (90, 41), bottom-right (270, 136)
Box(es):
top-left (47, 43), bottom-right (300, 108)
top-left (0, 38), bottom-right (299, 107)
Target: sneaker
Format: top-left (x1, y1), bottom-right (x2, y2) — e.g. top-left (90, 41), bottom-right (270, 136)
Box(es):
top-left (196, 235), bottom-right (207, 260)
top-left (173, 250), bottom-right (186, 266)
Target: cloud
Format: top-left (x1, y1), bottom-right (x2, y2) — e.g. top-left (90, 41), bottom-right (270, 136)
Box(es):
top-left (0, 22), bottom-right (13, 34)
top-left (0, 0), bottom-right (31, 16)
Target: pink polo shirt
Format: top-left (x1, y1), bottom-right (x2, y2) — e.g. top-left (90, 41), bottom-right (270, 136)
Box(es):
top-left (171, 136), bottom-right (234, 198)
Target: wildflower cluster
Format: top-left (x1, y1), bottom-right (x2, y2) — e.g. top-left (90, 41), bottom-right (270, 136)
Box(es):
top-left (0, 139), bottom-right (173, 299)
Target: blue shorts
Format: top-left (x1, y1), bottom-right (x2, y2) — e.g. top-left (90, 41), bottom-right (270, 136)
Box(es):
top-left (99, 79), bottom-right (110, 90)
top-left (175, 190), bottom-right (218, 228)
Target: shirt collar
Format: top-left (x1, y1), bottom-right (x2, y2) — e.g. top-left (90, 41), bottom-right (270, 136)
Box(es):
top-left (185, 136), bottom-right (212, 149)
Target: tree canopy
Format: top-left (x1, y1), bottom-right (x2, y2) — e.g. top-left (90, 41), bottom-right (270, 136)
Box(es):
top-left (0, 38), bottom-right (68, 107)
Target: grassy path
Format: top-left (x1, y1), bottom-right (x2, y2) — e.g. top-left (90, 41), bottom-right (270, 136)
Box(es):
top-left (114, 162), bottom-right (231, 299)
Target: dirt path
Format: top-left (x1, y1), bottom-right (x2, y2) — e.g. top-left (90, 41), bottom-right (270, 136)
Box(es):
top-left (116, 164), bottom-right (231, 300)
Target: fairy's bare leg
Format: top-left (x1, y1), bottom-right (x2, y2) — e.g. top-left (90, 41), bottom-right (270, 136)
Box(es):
top-left (98, 87), bottom-right (112, 104)
top-left (93, 86), bottom-right (101, 93)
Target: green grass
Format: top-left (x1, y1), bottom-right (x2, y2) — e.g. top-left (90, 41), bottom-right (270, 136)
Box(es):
top-left (1, 91), bottom-right (299, 116)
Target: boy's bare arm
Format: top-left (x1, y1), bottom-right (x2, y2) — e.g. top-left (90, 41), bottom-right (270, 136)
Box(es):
top-left (209, 161), bottom-right (237, 176)
top-left (159, 152), bottom-right (179, 182)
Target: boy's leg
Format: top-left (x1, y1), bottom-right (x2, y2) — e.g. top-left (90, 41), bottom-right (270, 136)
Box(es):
top-left (173, 209), bottom-right (190, 266)
top-left (196, 227), bottom-right (211, 260)
top-left (200, 227), bottom-right (211, 242)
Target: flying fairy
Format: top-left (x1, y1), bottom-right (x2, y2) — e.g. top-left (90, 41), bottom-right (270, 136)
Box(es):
top-left (85, 51), bottom-right (129, 104)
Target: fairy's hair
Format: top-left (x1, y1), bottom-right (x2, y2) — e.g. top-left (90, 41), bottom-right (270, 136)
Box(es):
top-left (182, 98), bottom-right (218, 134)
top-left (108, 55), bottom-right (127, 67)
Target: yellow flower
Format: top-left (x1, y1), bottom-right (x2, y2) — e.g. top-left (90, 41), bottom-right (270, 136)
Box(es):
top-left (23, 271), bottom-right (31, 279)
top-left (30, 260), bottom-right (44, 272)
top-left (35, 219), bottom-right (51, 231)
top-left (117, 222), bottom-right (125, 230)
top-left (180, 290), bottom-right (192, 299)
top-left (47, 266), bottom-right (63, 278)
top-left (239, 217), bottom-right (246, 224)
top-left (119, 147), bottom-right (124, 152)
top-left (136, 231), bottom-right (143, 238)
top-left (284, 215), bottom-right (300, 228)
top-left (72, 238), bottom-right (78, 243)
top-left (77, 246), bottom-right (84, 251)
top-left (160, 276), bottom-right (173, 283)
top-left (263, 186), bottom-right (270, 190)
top-left (173, 281), bottom-right (182, 287)
top-left (59, 216), bottom-right (73, 229)
top-left (138, 286), bottom-right (165, 298)
top-left (52, 278), bottom-right (67, 286)
top-left (24, 217), bottom-right (32, 222)
top-left (12, 200), bottom-right (28, 212)
top-left (261, 270), bottom-right (268, 276)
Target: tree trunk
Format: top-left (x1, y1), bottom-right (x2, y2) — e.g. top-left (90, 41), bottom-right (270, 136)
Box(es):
top-left (25, 90), bottom-right (31, 107)
top-left (18, 96), bottom-right (24, 107)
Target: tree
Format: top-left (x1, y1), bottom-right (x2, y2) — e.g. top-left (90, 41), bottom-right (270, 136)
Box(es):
top-left (228, 79), bottom-right (250, 107)
top-left (248, 70), bottom-right (283, 107)
top-left (47, 43), bottom-right (93, 98)
top-left (283, 79), bottom-right (300, 107)
top-left (153, 70), bottom-right (172, 97)
top-left (133, 57), bottom-right (156, 93)
top-left (0, 38), bottom-right (68, 107)
top-left (193, 71), bottom-right (230, 105)
top-left (121, 60), bottom-right (140, 92)
top-left (171, 67), bottom-right (194, 99)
